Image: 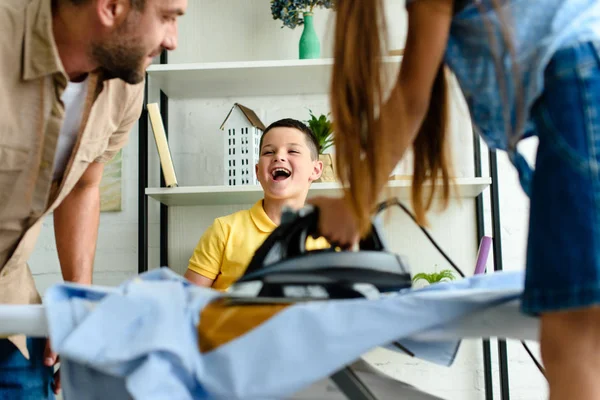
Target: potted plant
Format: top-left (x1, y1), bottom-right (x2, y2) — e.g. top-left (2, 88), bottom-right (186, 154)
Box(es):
top-left (412, 269), bottom-right (456, 286)
top-left (306, 110), bottom-right (336, 182)
top-left (270, 0), bottom-right (335, 59)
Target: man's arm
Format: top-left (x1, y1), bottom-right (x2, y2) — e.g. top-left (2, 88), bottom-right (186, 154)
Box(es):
top-left (53, 161), bottom-right (104, 284)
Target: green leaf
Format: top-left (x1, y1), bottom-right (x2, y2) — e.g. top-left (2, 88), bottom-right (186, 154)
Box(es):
top-left (412, 273), bottom-right (432, 284)
top-left (438, 269), bottom-right (456, 281)
top-left (412, 269), bottom-right (456, 285)
top-left (305, 110), bottom-right (334, 154)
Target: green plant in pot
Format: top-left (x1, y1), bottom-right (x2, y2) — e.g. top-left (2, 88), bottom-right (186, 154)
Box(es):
top-left (306, 110), bottom-right (336, 182)
top-left (412, 269), bottom-right (456, 286)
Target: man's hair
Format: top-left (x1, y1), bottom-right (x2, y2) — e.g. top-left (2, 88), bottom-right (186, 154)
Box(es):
top-left (69, 0), bottom-right (145, 11)
top-left (260, 118), bottom-right (320, 160)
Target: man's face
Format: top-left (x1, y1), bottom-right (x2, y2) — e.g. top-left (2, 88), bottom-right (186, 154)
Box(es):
top-left (256, 127), bottom-right (322, 201)
top-left (92, 0), bottom-right (187, 84)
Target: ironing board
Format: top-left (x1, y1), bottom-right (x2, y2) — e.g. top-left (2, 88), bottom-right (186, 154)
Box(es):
top-left (0, 303), bottom-right (445, 399)
top-left (0, 303), bottom-right (535, 400)
top-left (0, 270), bottom-right (539, 400)
top-left (0, 306), bottom-right (445, 400)
top-left (0, 216), bottom-right (541, 399)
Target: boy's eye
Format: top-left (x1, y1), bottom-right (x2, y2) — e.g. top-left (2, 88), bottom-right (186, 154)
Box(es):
top-left (289, 150), bottom-right (299, 154)
top-left (262, 151), bottom-right (273, 155)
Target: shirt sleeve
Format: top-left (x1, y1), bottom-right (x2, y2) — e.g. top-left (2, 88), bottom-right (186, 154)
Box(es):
top-left (187, 219), bottom-right (226, 280)
top-left (94, 81), bottom-right (145, 163)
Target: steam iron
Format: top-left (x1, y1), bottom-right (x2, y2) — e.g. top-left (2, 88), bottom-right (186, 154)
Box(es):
top-left (227, 205), bottom-right (412, 304)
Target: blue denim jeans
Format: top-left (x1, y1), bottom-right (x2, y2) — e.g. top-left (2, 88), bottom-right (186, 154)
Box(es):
top-left (0, 338), bottom-right (55, 400)
top-left (520, 41), bottom-right (600, 314)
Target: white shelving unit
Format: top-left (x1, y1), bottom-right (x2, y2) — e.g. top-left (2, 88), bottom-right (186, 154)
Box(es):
top-left (146, 177), bottom-right (491, 207)
top-left (146, 57), bottom-right (401, 99)
top-left (143, 55), bottom-right (491, 283)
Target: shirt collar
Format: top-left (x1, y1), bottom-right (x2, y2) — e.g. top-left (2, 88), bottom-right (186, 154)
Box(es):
top-left (23, 0), bottom-right (65, 81)
top-left (250, 200), bottom-right (277, 233)
top-left (22, 0), bottom-right (110, 90)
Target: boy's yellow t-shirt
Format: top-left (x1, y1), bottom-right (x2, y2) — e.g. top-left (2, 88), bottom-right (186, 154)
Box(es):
top-left (188, 200), bottom-right (329, 290)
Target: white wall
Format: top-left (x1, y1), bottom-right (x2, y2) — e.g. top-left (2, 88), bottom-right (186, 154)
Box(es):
top-left (28, 0), bottom-right (547, 399)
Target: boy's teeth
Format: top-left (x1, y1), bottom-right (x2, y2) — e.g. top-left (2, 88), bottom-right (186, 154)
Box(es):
top-left (272, 168), bottom-right (291, 179)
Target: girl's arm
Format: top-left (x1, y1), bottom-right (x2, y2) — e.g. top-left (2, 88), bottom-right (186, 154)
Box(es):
top-left (385, 0), bottom-right (454, 170)
top-left (309, 0), bottom-right (455, 248)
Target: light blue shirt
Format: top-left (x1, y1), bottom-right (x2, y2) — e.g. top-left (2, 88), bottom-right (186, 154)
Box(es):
top-left (43, 268), bottom-right (536, 399)
top-left (445, 0), bottom-right (600, 151)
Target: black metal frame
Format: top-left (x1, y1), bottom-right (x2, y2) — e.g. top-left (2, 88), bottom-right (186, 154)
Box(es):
top-left (159, 51), bottom-right (169, 268)
top-left (138, 51), bottom-right (170, 273)
top-left (138, 77), bottom-right (149, 274)
top-left (135, 54), bottom-right (537, 399)
top-left (473, 133), bottom-right (496, 400)
top-left (488, 149), bottom-right (511, 400)
top-left (331, 367), bottom-right (378, 400)
top-left (474, 133), bottom-right (548, 397)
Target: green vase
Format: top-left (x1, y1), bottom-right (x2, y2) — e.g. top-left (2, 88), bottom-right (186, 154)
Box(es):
top-left (299, 12), bottom-right (320, 59)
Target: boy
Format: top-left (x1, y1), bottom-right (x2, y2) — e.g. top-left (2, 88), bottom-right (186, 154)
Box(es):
top-left (184, 118), bottom-right (329, 289)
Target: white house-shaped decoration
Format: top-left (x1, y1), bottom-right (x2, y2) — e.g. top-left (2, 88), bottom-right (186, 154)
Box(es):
top-left (220, 103), bottom-right (266, 186)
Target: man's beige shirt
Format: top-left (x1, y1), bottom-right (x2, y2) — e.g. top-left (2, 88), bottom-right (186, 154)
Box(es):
top-left (0, 0), bottom-right (144, 357)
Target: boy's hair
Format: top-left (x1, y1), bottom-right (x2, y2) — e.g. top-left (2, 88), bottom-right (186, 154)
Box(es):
top-left (260, 118), bottom-right (320, 161)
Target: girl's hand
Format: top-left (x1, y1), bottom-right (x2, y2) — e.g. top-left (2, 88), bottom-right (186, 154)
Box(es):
top-left (307, 196), bottom-right (360, 250)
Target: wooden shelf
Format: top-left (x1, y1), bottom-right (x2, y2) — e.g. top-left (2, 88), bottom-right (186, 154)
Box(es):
top-left (146, 57), bottom-right (401, 99)
top-left (146, 177), bottom-right (491, 207)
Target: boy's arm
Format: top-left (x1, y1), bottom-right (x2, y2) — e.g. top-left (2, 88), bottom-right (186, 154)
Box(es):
top-left (185, 220), bottom-right (226, 287)
top-left (184, 269), bottom-right (214, 287)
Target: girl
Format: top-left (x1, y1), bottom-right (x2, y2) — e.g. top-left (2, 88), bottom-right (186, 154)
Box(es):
top-left (309, 0), bottom-right (600, 398)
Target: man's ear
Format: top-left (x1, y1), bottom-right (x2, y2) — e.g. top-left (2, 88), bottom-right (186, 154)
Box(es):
top-left (309, 158), bottom-right (324, 182)
top-left (96, 0), bottom-right (130, 29)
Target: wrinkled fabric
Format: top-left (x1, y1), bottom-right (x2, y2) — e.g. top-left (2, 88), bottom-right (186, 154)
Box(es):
top-left (42, 268), bottom-right (536, 400)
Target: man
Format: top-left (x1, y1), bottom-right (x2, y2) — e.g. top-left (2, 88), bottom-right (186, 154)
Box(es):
top-left (0, 0), bottom-right (187, 397)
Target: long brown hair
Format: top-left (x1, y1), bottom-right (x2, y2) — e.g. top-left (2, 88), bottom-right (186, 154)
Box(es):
top-left (331, 0), bottom-right (519, 235)
top-left (331, 0), bottom-right (389, 236)
top-left (411, 66), bottom-right (453, 226)
top-left (331, 0), bottom-right (452, 234)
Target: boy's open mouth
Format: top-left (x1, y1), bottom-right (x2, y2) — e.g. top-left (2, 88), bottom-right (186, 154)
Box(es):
top-left (271, 168), bottom-right (291, 182)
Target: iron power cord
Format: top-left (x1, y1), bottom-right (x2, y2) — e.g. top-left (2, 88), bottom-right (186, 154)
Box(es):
top-left (375, 197), bottom-right (546, 378)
